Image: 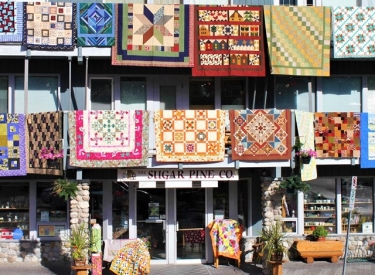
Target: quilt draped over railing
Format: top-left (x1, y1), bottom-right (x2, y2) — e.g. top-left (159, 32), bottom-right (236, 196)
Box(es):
top-left (360, 113), bottom-right (375, 168)
top-left (0, 1), bottom-right (23, 43)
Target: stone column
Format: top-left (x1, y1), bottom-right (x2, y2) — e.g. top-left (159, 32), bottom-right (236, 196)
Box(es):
top-left (70, 182), bottom-right (90, 228)
top-left (261, 178), bottom-right (283, 229)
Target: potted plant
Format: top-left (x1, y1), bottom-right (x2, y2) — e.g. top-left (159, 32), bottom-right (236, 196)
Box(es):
top-left (312, 225), bottom-right (328, 241)
top-left (52, 178), bottom-right (78, 201)
top-left (261, 222), bottom-right (286, 262)
top-left (296, 149), bottom-right (317, 164)
top-left (67, 222), bottom-right (91, 266)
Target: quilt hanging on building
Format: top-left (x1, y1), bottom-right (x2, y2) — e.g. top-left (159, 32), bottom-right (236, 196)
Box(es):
top-left (263, 5), bottom-right (331, 76)
top-left (0, 114), bottom-right (26, 176)
top-left (332, 7), bottom-right (375, 58)
top-left (229, 109), bottom-right (291, 160)
top-left (0, 1), bottom-right (23, 43)
top-left (23, 2), bottom-right (76, 50)
top-left (112, 4), bottom-right (194, 67)
top-left (68, 110), bottom-right (149, 168)
top-left (360, 113), bottom-right (375, 168)
top-left (154, 110), bottom-right (225, 162)
top-left (77, 3), bottom-right (115, 47)
top-left (26, 112), bottom-right (63, 176)
top-left (314, 112), bottom-right (360, 158)
top-left (294, 110), bottom-right (317, 181)
top-left (192, 5), bottom-right (265, 77)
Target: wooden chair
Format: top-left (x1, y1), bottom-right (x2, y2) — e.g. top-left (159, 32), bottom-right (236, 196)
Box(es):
top-left (251, 237), bottom-right (264, 265)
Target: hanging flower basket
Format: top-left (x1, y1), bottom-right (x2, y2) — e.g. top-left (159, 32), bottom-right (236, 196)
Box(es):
top-left (301, 156), bottom-right (311, 164)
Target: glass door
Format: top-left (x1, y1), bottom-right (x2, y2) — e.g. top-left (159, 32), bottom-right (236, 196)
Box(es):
top-left (176, 188), bottom-right (206, 262)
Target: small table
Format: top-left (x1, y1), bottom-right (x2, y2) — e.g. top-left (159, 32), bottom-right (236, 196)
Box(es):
top-left (71, 264), bottom-right (92, 275)
top-left (267, 260), bottom-right (285, 275)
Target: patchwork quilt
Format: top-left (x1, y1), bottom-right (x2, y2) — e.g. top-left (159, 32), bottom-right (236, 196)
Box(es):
top-left (68, 110), bottom-right (149, 168)
top-left (0, 114), bottom-right (26, 176)
top-left (23, 2), bottom-right (76, 50)
top-left (360, 113), bottom-right (375, 168)
top-left (154, 110), bottom-right (226, 162)
top-left (77, 3), bottom-right (115, 47)
top-left (112, 4), bottom-right (194, 67)
top-left (0, 1), bottom-right (23, 43)
top-left (229, 109), bottom-right (291, 160)
top-left (314, 112), bottom-right (361, 158)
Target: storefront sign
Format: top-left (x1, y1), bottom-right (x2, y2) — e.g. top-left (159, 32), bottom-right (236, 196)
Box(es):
top-left (349, 176), bottom-right (357, 211)
top-left (118, 168), bottom-right (238, 182)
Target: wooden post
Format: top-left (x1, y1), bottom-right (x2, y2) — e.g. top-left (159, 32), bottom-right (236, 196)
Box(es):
top-left (71, 264), bottom-right (92, 275)
top-left (268, 261), bottom-right (283, 275)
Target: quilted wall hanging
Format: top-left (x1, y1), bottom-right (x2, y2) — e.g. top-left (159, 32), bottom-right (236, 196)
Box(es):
top-left (360, 113), bottom-right (375, 168)
top-left (77, 3), bottom-right (115, 47)
top-left (68, 110), bottom-right (149, 168)
top-left (26, 112), bottom-right (63, 176)
top-left (0, 114), bottom-right (26, 177)
top-left (0, 1), bottom-right (23, 43)
top-left (192, 5), bottom-right (266, 77)
top-left (154, 110), bottom-right (225, 162)
top-left (229, 109), bottom-right (291, 160)
top-left (332, 7), bottom-right (375, 58)
top-left (112, 4), bottom-right (194, 67)
top-left (314, 112), bottom-right (360, 158)
top-left (23, 2), bottom-right (76, 50)
top-left (264, 5), bottom-right (331, 76)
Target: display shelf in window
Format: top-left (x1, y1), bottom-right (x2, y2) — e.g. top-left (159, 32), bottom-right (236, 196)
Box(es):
top-left (304, 199), bottom-right (336, 234)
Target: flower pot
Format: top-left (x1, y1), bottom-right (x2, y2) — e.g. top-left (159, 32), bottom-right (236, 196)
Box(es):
top-left (301, 156), bottom-right (311, 164)
top-left (47, 159), bottom-right (60, 168)
top-left (270, 251), bottom-right (283, 261)
top-left (74, 258), bottom-right (86, 266)
top-left (316, 237), bottom-right (326, 242)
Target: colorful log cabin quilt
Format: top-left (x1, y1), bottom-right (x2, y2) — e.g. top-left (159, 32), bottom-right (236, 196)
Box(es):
top-left (26, 112), bottom-right (63, 176)
top-left (77, 3), bottom-right (115, 47)
top-left (314, 112), bottom-right (361, 158)
top-left (68, 110), bottom-right (149, 168)
top-left (112, 4), bottom-right (194, 67)
top-left (332, 7), bottom-right (375, 58)
top-left (23, 2), bottom-right (76, 50)
top-left (229, 109), bottom-right (291, 160)
top-left (192, 5), bottom-right (265, 77)
top-left (154, 110), bottom-right (225, 162)
top-left (0, 114), bottom-right (26, 176)
top-left (360, 113), bottom-right (375, 168)
top-left (0, 1), bottom-right (23, 43)
top-left (264, 5), bottom-right (331, 76)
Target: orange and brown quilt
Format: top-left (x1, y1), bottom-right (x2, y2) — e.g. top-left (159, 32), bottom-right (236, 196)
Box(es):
top-left (154, 110), bottom-right (225, 162)
top-left (229, 109), bottom-right (291, 160)
top-left (314, 112), bottom-right (361, 158)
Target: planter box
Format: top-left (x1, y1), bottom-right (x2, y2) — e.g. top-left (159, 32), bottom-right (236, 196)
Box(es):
top-left (294, 240), bottom-right (344, 264)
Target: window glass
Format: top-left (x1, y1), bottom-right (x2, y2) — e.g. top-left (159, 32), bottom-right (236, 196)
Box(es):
top-left (160, 86), bottom-right (176, 110)
top-left (120, 77), bottom-right (147, 110)
top-left (0, 77), bottom-right (7, 113)
top-left (189, 78), bottom-right (215, 110)
top-left (112, 182), bottom-right (129, 239)
top-left (367, 77), bottom-right (375, 113)
top-left (90, 79), bottom-right (112, 110)
top-left (0, 183), bottom-right (29, 239)
top-left (238, 180), bottom-right (248, 229)
top-left (221, 78), bottom-right (245, 110)
top-left (90, 181), bottom-right (103, 226)
top-left (275, 77), bottom-right (311, 111)
top-left (213, 182), bottom-right (229, 220)
top-left (37, 183), bottom-right (67, 223)
top-left (321, 77), bottom-right (361, 112)
top-left (341, 178), bottom-right (373, 234)
top-left (15, 76), bottom-right (59, 113)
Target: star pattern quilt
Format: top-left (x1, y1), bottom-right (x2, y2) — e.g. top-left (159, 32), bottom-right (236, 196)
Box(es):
top-left (0, 114), bottom-right (26, 177)
top-left (154, 110), bottom-right (225, 162)
top-left (332, 7), bottom-right (375, 58)
top-left (23, 2), bottom-right (76, 50)
top-left (26, 112), bottom-right (63, 176)
top-left (0, 1), bottom-right (23, 43)
top-left (112, 4), bottom-right (194, 67)
top-left (192, 5), bottom-right (266, 77)
top-left (229, 109), bottom-right (291, 160)
top-left (68, 110), bottom-right (149, 168)
top-left (264, 5), bottom-right (331, 76)
top-left (77, 3), bottom-right (115, 47)
top-left (360, 113), bottom-right (375, 168)
top-left (314, 112), bottom-right (361, 158)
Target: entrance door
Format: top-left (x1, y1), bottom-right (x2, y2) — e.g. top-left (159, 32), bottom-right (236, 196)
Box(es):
top-left (176, 188), bottom-right (206, 263)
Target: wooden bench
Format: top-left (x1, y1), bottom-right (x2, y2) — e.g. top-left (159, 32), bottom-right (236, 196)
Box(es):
top-left (294, 240), bottom-right (344, 264)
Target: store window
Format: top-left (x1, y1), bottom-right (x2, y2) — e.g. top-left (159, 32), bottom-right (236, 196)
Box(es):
top-left (341, 178), bottom-right (373, 234)
top-left (368, 77), bottom-right (375, 113)
top-left (112, 182), bottom-right (129, 239)
top-left (221, 78), bottom-right (246, 110)
top-left (0, 77), bottom-right (7, 113)
top-left (15, 76), bottom-right (59, 113)
top-left (189, 78), bottom-right (215, 110)
top-left (120, 77), bottom-right (147, 110)
top-left (0, 183), bottom-right (29, 239)
top-left (90, 78), bottom-right (112, 110)
top-left (213, 182), bottom-right (229, 220)
top-left (275, 77), bottom-right (311, 111)
top-left (321, 77), bottom-right (361, 112)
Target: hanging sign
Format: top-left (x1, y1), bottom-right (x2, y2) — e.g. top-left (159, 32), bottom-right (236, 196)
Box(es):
top-left (348, 176), bottom-right (357, 211)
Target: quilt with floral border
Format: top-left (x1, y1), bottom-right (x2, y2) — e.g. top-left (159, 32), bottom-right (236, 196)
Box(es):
top-left (23, 2), bottom-right (76, 50)
top-left (314, 112), bottom-right (360, 158)
top-left (112, 4), bottom-right (194, 67)
top-left (0, 1), bottom-right (23, 43)
top-left (0, 114), bottom-right (26, 176)
top-left (192, 5), bottom-right (265, 77)
top-left (154, 110), bottom-right (225, 162)
top-left (77, 3), bottom-right (115, 47)
top-left (229, 109), bottom-right (291, 160)
top-left (68, 110), bottom-right (149, 168)
top-left (332, 7), bottom-right (375, 58)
